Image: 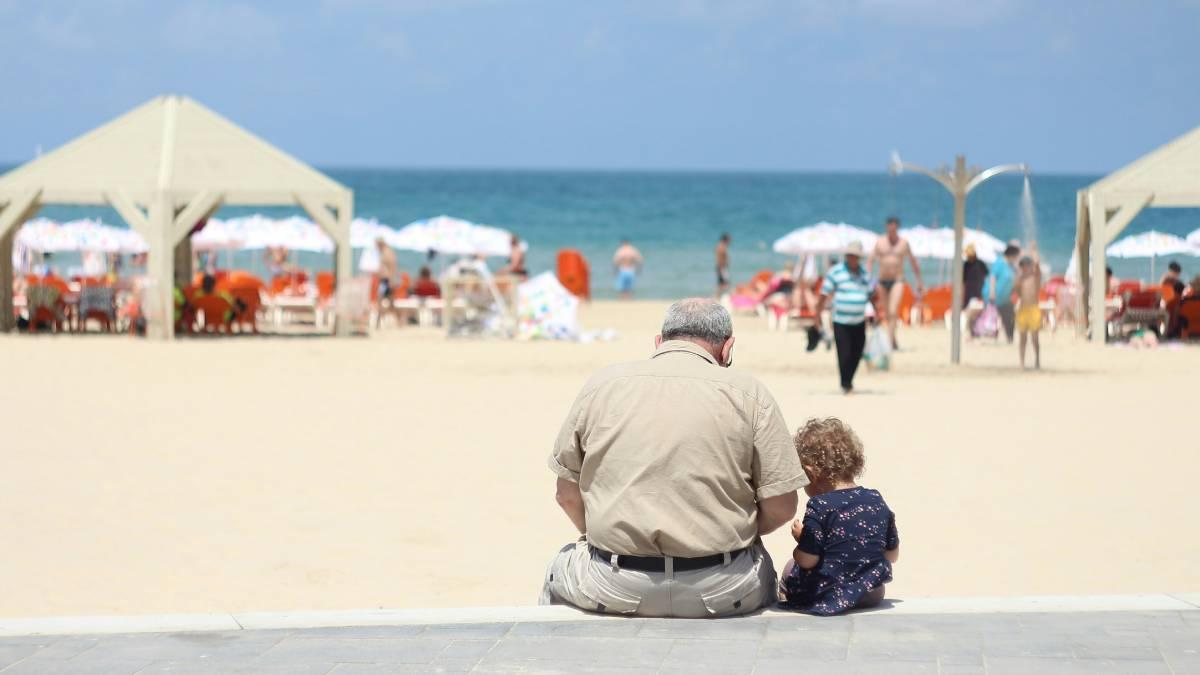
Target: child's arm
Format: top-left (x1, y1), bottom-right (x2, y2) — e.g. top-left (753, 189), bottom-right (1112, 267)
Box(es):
top-left (790, 517), bottom-right (822, 570)
top-left (883, 512), bottom-right (900, 564)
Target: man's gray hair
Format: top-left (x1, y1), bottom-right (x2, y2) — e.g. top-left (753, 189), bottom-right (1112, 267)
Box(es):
top-left (660, 298), bottom-right (733, 346)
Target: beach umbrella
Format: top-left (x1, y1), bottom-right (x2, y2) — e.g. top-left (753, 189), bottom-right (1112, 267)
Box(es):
top-left (17, 218), bottom-right (146, 253)
top-left (191, 218), bottom-right (250, 251)
top-left (350, 217), bottom-right (396, 249)
top-left (1106, 229), bottom-right (1192, 281)
top-left (772, 222), bottom-right (877, 255)
top-left (899, 226), bottom-right (1003, 263)
top-left (1187, 227), bottom-right (1200, 254)
top-left (239, 215), bottom-right (335, 253)
top-left (391, 215), bottom-right (523, 257)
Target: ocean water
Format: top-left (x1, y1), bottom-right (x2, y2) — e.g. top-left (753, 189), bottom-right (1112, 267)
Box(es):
top-left (23, 169), bottom-right (1200, 299)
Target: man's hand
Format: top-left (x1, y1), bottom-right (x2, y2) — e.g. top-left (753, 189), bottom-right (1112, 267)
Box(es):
top-left (790, 518), bottom-right (804, 542)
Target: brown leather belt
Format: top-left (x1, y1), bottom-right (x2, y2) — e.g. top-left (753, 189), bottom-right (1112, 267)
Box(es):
top-left (590, 545), bottom-right (749, 573)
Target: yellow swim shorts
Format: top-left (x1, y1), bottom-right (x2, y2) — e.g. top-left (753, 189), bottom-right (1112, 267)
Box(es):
top-left (1016, 305), bottom-right (1041, 332)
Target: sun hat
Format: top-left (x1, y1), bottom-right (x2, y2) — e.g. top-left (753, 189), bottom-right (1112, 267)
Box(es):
top-left (844, 241), bottom-right (865, 256)
top-left (965, 243), bottom-right (977, 256)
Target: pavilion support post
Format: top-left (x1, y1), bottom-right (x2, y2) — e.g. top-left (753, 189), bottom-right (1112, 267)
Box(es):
top-left (0, 190), bottom-right (42, 333)
top-left (1089, 200), bottom-right (1108, 343)
top-left (1074, 191), bottom-right (1090, 338)
top-left (148, 193), bottom-right (176, 340)
top-left (334, 193), bottom-right (353, 337)
top-left (174, 238), bottom-right (193, 289)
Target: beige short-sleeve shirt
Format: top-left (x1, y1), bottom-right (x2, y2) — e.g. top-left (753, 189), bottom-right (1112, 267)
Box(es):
top-left (549, 340), bottom-right (807, 557)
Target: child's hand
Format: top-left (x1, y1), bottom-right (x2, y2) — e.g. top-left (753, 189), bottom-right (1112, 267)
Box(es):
top-left (790, 519), bottom-right (804, 542)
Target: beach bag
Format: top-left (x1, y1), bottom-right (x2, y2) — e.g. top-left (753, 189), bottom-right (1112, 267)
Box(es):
top-left (974, 304), bottom-right (1000, 337)
top-left (864, 326), bottom-right (891, 371)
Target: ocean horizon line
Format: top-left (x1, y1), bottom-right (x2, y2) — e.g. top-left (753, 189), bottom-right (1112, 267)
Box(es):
top-left (0, 161), bottom-right (1104, 181)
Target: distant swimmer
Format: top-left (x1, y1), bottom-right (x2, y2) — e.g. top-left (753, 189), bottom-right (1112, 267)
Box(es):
top-left (867, 216), bottom-right (924, 350)
top-left (613, 239), bottom-right (644, 299)
top-left (715, 233), bottom-right (731, 298)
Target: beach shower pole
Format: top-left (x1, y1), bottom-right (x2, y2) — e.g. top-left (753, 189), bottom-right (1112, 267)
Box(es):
top-left (890, 155), bottom-right (1028, 364)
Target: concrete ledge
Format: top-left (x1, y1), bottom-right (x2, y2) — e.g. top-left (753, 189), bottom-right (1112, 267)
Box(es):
top-left (1, 593), bottom-right (1195, 637)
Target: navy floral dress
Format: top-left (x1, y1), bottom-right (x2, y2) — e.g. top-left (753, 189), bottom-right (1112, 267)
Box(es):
top-left (780, 486), bottom-right (898, 616)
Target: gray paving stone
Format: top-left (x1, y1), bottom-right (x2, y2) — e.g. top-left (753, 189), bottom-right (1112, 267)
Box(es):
top-left (937, 664), bottom-right (986, 675)
top-left (418, 622), bottom-right (513, 639)
top-left (982, 635), bottom-right (1076, 659)
top-left (478, 636), bottom-right (672, 668)
top-left (330, 663), bottom-right (470, 673)
top-left (437, 638), bottom-right (495, 659)
top-left (471, 662), bottom-right (658, 674)
top-left (1068, 636), bottom-right (1164, 660)
top-left (508, 620), bottom-right (646, 638)
top-left (21, 636), bottom-right (102, 660)
top-left (0, 643), bottom-right (45, 669)
top-left (658, 638), bottom-right (758, 672)
top-left (139, 661), bottom-right (334, 674)
top-left (985, 656), bottom-right (1173, 674)
top-left (259, 637), bottom-right (450, 664)
top-left (76, 631), bottom-right (284, 663)
top-left (0, 658), bottom-right (154, 675)
top-left (636, 617), bottom-right (767, 640)
top-left (756, 635), bottom-right (849, 660)
top-left (286, 625), bottom-right (425, 639)
top-left (754, 659), bottom-right (938, 674)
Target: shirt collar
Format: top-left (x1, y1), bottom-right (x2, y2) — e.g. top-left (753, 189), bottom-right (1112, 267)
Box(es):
top-left (652, 339), bottom-right (720, 365)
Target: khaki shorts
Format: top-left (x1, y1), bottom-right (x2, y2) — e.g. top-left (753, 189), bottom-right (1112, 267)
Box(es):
top-left (539, 539), bottom-right (777, 618)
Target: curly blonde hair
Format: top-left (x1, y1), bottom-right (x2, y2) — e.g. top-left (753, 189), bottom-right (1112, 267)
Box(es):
top-left (794, 417), bottom-right (865, 482)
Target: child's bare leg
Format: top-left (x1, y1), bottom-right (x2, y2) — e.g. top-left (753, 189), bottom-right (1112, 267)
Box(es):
top-left (1019, 331), bottom-right (1028, 368)
top-left (1032, 332), bottom-right (1040, 369)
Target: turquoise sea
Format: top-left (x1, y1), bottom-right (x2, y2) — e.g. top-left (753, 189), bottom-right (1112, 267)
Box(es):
top-left (23, 169), bottom-right (1200, 299)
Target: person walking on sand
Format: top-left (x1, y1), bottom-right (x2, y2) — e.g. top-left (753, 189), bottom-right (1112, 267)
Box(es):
top-left (1016, 244), bottom-right (1043, 369)
top-left (715, 233), bottom-right (731, 298)
top-left (815, 242), bottom-right (872, 394)
top-left (868, 216), bottom-right (924, 350)
top-left (541, 298), bottom-right (806, 618)
top-left (984, 244), bottom-right (1020, 343)
top-left (612, 239), bottom-right (643, 299)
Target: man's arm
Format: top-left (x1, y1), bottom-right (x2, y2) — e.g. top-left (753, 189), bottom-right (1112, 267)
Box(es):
top-left (907, 246), bottom-right (924, 291)
top-left (555, 477), bottom-right (586, 534)
top-left (757, 491), bottom-right (798, 535)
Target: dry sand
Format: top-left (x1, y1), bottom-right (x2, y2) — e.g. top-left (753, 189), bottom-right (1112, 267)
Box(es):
top-left (1, 301), bottom-right (1197, 618)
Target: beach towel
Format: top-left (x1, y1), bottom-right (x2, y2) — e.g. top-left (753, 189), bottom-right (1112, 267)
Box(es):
top-left (863, 326), bottom-right (891, 371)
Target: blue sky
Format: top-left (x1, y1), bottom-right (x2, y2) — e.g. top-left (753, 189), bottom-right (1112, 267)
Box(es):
top-left (2, 0), bottom-right (1198, 173)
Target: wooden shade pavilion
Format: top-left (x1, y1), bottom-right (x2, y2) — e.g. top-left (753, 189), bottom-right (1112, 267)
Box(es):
top-left (1076, 125), bottom-right (1200, 340)
top-left (0, 95), bottom-right (353, 337)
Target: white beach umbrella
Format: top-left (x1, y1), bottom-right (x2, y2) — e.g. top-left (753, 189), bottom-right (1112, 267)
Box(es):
top-left (240, 215), bottom-right (335, 253)
top-left (1106, 229), bottom-right (1192, 281)
top-left (17, 218), bottom-right (146, 253)
top-left (772, 222), bottom-right (878, 255)
top-left (899, 226), bottom-right (1002, 263)
top-left (1186, 227), bottom-right (1200, 254)
top-left (350, 217), bottom-right (396, 249)
top-left (191, 218), bottom-right (250, 251)
top-left (391, 215), bottom-right (523, 257)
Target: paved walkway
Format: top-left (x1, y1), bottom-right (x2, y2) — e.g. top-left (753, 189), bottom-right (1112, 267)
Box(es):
top-left (1, 607), bottom-right (1198, 674)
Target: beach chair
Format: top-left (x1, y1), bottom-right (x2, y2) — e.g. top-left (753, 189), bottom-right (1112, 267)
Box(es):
top-left (192, 294), bottom-right (234, 334)
top-left (1109, 289), bottom-right (1167, 338)
top-left (1177, 297), bottom-right (1200, 339)
top-left (25, 284), bottom-right (65, 333)
top-left (77, 285), bottom-right (116, 332)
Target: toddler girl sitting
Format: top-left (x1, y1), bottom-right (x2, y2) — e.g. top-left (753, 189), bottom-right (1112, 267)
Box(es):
top-left (779, 417), bottom-right (899, 615)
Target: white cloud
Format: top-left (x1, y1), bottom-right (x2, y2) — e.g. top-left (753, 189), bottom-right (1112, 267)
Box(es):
top-left (162, 2), bottom-right (282, 54)
top-left (32, 12), bottom-right (96, 50)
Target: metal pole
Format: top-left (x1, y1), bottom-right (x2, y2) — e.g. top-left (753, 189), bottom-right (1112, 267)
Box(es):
top-left (949, 157), bottom-right (967, 364)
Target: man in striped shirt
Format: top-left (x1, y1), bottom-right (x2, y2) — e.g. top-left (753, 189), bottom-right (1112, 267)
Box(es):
top-left (815, 241), bottom-right (871, 393)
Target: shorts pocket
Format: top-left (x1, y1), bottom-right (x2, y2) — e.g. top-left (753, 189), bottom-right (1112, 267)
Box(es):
top-left (580, 564), bottom-right (643, 615)
top-left (700, 568), bottom-right (764, 617)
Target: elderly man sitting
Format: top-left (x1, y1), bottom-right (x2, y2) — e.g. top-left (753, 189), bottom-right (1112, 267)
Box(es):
top-left (540, 298), bottom-right (807, 617)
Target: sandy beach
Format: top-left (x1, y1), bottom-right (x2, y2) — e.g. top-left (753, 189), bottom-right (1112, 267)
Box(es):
top-left (1, 301), bottom-right (1197, 618)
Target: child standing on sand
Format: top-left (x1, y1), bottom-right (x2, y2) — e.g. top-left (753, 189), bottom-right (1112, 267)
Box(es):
top-left (1016, 244), bottom-right (1042, 369)
top-left (779, 418), bottom-right (899, 616)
